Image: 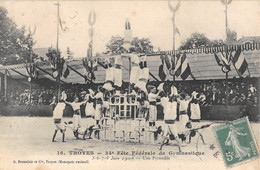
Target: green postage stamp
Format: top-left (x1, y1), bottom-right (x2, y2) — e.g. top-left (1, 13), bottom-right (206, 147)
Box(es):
top-left (214, 117), bottom-right (259, 167)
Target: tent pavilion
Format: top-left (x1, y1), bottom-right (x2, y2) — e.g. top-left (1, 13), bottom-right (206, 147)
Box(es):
top-left (0, 36), bottom-right (259, 93)
top-left (0, 38), bottom-right (259, 121)
top-left (0, 46), bottom-right (259, 85)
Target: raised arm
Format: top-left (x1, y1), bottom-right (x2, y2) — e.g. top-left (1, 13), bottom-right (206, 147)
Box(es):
top-left (64, 100), bottom-right (72, 105)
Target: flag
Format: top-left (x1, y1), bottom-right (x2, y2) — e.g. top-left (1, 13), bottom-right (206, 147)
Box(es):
top-left (180, 54), bottom-right (191, 80)
top-left (158, 64), bottom-right (166, 81)
top-left (158, 54), bottom-right (172, 81)
top-left (31, 63), bottom-right (39, 79)
top-left (58, 6), bottom-right (66, 32)
top-left (214, 52), bottom-right (231, 73)
top-left (175, 26), bottom-right (180, 35)
top-left (219, 52), bottom-right (230, 67)
top-left (214, 53), bottom-right (222, 66)
top-left (82, 58), bottom-right (91, 74)
top-left (159, 54), bottom-right (166, 81)
top-left (59, 15), bottom-right (64, 31)
top-left (164, 54), bottom-right (172, 70)
top-left (232, 47), bottom-right (248, 75)
top-left (25, 63), bottom-right (39, 79)
top-left (61, 59), bottom-right (70, 79)
top-left (93, 59), bottom-right (98, 71)
top-left (46, 49), bottom-right (57, 69)
top-left (162, 54), bottom-right (172, 76)
top-left (82, 43), bottom-right (97, 81)
top-left (83, 43), bottom-right (93, 74)
top-left (174, 53), bottom-right (186, 77)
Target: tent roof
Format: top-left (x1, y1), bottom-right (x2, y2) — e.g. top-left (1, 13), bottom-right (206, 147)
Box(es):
top-left (0, 49), bottom-right (259, 84)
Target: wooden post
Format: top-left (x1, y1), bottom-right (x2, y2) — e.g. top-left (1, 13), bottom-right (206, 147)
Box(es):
top-left (172, 54), bottom-right (175, 82)
top-left (88, 10), bottom-right (96, 84)
top-left (225, 72), bottom-right (229, 121)
top-left (222, 0), bottom-right (232, 121)
top-left (168, 0), bottom-right (180, 82)
top-left (128, 57), bottom-right (131, 93)
top-left (57, 54), bottom-right (61, 101)
top-left (29, 43), bottom-right (33, 104)
top-left (4, 69), bottom-right (7, 100)
top-left (0, 76), bottom-right (1, 95)
top-left (56, 1), bottom-right (61, 101)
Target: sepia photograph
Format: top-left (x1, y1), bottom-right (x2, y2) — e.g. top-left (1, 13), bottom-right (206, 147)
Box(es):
top-left (0, 0), bottom-right (259, 170)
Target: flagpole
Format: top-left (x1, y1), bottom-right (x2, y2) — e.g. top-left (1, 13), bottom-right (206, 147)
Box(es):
top-left (56, 1), bottom-right (61, 101)
top-left (172, 9), bottom-right (176, 82)
top-left (90, 26), bottom-right (93, 83)
top-left (29, 41), bottom-right (32, 104)
top-left (57, 1), bottom-right (59, 54)
top-left (28, 25), bottom-right (36, 105)
top-left (168, 0), bottom-right (180, 82)
top-left (222, 0), bottom-right (233, 121)
top-left (88, 10), bottom-right (96, 84)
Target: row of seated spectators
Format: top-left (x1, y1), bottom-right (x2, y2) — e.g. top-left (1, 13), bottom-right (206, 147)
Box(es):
top-left (0, 89), bottom-right (55, 106)
top-left (0, 77), bottom-right (258, 107)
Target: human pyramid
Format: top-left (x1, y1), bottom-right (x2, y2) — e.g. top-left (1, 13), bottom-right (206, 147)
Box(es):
top-left (52, 19), bottom-right (212, 151)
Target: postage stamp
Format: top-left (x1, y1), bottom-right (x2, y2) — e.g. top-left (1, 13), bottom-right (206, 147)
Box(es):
top-left (214, 117), bottom-right (259, 168)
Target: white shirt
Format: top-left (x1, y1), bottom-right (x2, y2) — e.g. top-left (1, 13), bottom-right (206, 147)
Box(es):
top-left (130, 54), bottom-right (139, 65)
top-left (161, 97), bottom-right (177, 120)
top-left (179, 100), bottom-right (190, 112)
top-left (160, 97), bottom-right (169, 108)
top-left (53, 103), bottom-right (66, 119)
top-left (69, 101), bottom-right (85, 111)
top-left (105, 66), bottom-right (113, 81)
top-left (115, 55), bottom-right (122, 65)
top-left (165, 102), bottom-right (177, 120)
top-left (171, 86), bottom-right (178, 96)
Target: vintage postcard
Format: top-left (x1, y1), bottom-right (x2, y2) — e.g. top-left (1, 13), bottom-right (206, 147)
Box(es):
top-left (0, 0), bottom-right (259, 170)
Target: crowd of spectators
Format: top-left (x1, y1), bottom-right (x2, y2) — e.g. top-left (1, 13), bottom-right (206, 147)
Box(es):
top-left (0, 78), bottom-right (258, 108)
top-left (0, 89), bottom-right (55, 106)
top-left (174, 78), bottom-right (258, 107)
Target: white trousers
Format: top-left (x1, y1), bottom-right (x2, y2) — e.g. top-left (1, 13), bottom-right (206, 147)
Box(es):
top-left (190, 103), bottom-right (201, 120)
top-left (114, 68), bottom-right (122, 87)
top-left (130, 66), bottom-right (139, 85)
top-left (73, 114), bottom-right (81, 131)
top-left (149, 105), bottom-right (157, 122)
top-left (179, 114), bottom-right (189, 132)
top-left (95, 104), bottom-right (102, 120)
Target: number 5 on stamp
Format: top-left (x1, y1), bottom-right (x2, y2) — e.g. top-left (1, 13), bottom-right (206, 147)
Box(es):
top-left (214, 117), bottom-right (259, 167)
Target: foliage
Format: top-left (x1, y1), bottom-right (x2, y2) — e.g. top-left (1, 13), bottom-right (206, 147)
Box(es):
top-left (178, 32), bottom-right (224, 50)
top-left (105, 36), bottom-right (153, 54)
top-left (0, 7), bottom-right (35, 65)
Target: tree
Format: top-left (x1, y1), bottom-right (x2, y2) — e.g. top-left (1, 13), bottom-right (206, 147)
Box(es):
top-left (178, 32), bottom-right (224, 50)
top-left (105, 36), bottom-right (153, 54)
top-left (0, 7), bottom-right (34, 65)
